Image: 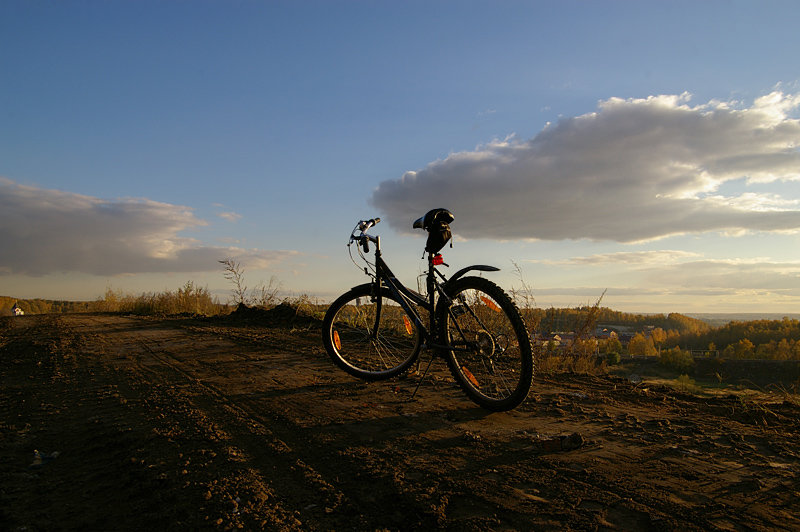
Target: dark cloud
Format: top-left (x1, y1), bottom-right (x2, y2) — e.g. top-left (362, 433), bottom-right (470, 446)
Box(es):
top-left (0, 178), bottom-right (294, 276)
top-left (371, 91), bottom-right (800, 242)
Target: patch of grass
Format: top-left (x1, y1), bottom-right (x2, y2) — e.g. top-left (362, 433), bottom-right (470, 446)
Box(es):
top-left (672, 374), bottom-right (701, 393)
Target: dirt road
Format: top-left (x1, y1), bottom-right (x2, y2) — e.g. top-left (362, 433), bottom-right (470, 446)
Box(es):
top-left (1, 313), bottom-right (799, 530)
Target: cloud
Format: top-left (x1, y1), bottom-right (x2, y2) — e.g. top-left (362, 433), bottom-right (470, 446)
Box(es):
top-left (524, 255), bottom-right (800, 310)
top-left (217, 211), bottom-right (242, 222)
top-left (532, 250), bottom-right (701, 266)
top-left (531, 261), bottom-right (800, 304)
top-left (0, 178), bottom-right (295, 276)
top-left (371, 90), bottom-right (800, 242)
top-left (645, 259), bottom-right (800, 293)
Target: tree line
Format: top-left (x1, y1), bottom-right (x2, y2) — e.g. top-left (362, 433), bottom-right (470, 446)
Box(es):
top-left (663, 317), bottom-right (800, 360)
top-left (618, 318), bottom-right (800, 361)
top-left (527, 306), bottom-right (800, 362)
top-left (524, 306), bottom-right (709, 335)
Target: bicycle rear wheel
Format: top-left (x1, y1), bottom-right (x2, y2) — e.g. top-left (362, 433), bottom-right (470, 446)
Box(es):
top-left (323, 284), bottom-right (422, 381)
top-left (437, 276), bottom-right (533, 411)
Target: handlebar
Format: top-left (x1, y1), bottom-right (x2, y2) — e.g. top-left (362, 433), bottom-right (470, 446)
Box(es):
top-left (358, 217), bottom-right (381, 232)
top-left (350, 217), bottom-right (381, 253)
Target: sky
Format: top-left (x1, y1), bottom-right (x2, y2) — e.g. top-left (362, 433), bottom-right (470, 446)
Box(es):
top-left (2, 0), bottom-right (800, 314)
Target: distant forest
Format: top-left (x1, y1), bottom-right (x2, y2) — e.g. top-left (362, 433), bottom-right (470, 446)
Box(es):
top-left (528, 306), bottom-right (710, 335)
top-left (663, 318), bottom-right (800, 360)
top-left (525, 306), bottom-right (800, 361)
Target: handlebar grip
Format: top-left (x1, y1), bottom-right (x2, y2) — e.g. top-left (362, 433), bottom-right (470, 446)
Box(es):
top-left (362, 238), bottom-right (370, 253)
top-left (359, 217), bottom-right (381, 231)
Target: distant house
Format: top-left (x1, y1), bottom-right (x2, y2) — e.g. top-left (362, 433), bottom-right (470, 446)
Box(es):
top-left (11, 302), bottom-right (24, 316)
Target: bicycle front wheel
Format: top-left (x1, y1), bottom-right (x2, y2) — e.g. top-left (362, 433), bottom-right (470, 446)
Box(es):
top-left (437, 276), bottom-right (533, 411)
top-left (323, 284), bottom-right (422, 381)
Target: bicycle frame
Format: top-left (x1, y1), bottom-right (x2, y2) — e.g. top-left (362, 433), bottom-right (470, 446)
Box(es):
top-left (364, 234), bottom-right (500, 354)
top-left (369, 235), bottom-right (437, 348)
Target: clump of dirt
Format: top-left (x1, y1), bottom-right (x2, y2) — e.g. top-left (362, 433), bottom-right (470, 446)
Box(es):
top-left (227, 302), bottom-right (321, 329)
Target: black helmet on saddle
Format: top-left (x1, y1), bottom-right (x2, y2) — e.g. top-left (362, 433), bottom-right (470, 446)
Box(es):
top-left (413, 208), bottom-right (454, 254)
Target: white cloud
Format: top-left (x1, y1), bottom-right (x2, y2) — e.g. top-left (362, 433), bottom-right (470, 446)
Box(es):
top-left (0, 178), bottom-right (295, 276)
top-left (371, 90), bottom-right (800, 242)
top-left (218, 211), bottom-right (242, 222)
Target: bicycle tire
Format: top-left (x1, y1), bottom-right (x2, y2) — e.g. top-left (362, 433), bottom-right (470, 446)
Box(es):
top-left (323, 284), bottom-right (422, 381)
top-left (437, 276), bottom-right (533, 411)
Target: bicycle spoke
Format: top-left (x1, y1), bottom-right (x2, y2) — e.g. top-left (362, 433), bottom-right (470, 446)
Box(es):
top-left (438, 276), bottom-right (533, 410)
top-left (323, 285), bottom-right (421, 380)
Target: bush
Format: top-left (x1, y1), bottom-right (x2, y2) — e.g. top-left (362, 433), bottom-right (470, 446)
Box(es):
top-left (536, 351), bottom-right (606, 375)
top-left (659, 346), bottom-right (695, 373)
top-left (606, 351), bottom-right (621, 365)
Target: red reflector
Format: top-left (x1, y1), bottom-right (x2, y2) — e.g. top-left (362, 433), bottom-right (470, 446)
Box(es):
top-left (433, 254), bottom-right (444, 265)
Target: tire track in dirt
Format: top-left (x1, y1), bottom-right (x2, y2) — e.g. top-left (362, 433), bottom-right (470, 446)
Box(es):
top-left (67, 314), bottom-right (341, 530)
top-left (65, 314), bottom-right (457, 529)
top-left (1, 315), bottom-right (221, 530)
top-left (136, 317), bottom-right (800, 529)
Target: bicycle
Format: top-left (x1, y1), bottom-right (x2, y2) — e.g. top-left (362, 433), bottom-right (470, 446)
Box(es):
top-left (322, 208), bottom-right (534, 411)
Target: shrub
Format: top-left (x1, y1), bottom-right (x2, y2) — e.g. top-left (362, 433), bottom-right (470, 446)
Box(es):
top-left (659, 346), bottom-right (695, 372)
top-left (536, 351), bottom-right (605, 375)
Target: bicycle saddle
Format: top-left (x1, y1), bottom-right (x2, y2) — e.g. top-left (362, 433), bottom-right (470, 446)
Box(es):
top-left (414, 208), bottom-right (454, 253)
top-left (413, 208), bottom-right (454, 231)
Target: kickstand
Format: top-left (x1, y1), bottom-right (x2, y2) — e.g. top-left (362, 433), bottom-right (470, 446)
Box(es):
top-left (411, 351), bottom-right (438, 400)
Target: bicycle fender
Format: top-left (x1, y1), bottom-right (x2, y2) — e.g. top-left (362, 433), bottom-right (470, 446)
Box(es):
top-left (348, 282), bottom-right (375, 294)
top-left (447, 264), bottom-right (500, 284)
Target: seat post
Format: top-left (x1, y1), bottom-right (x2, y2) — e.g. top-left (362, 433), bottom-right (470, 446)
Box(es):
top-left (374, 237), bottom-right (382, 283)
top-left (426, 253), bottom-right (436, 332)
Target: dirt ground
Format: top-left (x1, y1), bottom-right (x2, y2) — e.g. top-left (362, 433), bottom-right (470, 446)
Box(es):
top-left (1, 312), bottom-right (799, 531)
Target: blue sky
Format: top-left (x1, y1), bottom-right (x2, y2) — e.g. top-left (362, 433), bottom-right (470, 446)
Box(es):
top-left (3, 1), bottom-right (800, 313)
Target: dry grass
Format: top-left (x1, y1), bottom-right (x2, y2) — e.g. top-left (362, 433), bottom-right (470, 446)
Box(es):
top-left (510, 261), bottom-right (609, 376)
top-left (509, 260), bottom-right (541, 334)
top-left (96, 281), bottom-right (227, 316)
top-left (672, 374), bottom-right (701, 393)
